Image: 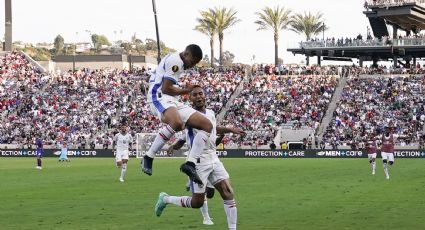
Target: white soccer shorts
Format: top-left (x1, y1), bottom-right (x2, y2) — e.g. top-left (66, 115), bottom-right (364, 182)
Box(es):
top-left (381, 151), bottom-right (394, 162)
top-left (149, 95), bottom-right (197, 123)
top-left (116, 150), bottom-right (129, 162)
top-left (368, 153), bottom-right (377, 160)
top-left (190, 160), bottom-right (230, 194)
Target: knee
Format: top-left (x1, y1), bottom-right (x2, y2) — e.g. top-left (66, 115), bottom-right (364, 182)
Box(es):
top-left (389, 161), bottom-right (394, 165)
top-left (206, 188), bottom-right (215, 199)
top-left (202, 121), bottom-right (213, 133)
top-left (369, 160), bottom-right (372, 164)
top-left (191, 199), bottom-right (204, 209)
top-left (383, 159), bottom-right (388, 164)
top-left (170, 120), bottom-right (184, 131)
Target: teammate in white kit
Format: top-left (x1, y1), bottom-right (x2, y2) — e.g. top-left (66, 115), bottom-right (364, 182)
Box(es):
top-left (380, 127), bottom-right (397, 180)
top-left (141, 44), bottom-right (212, 185)
top-left (154, 86), bottom-right (245, 230)
top-left (113, 124), bottom-right (132, 182)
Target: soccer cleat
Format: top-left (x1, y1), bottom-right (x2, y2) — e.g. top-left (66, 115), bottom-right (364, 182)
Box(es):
top-left (155, 192), bottom-right (168, 217)
top-left (372, 171), bottom-right (375, 175)
top-left (119, 177), bottom-right (124, 182)
top-left (141, 155), bottom-right (153, 176)
top-left (180, 162), bottom-right (203, 186)
top-left (36, 166), bottom-right (42, 170)
top-left (386, 175), bottom-right (390, 180)
top-left (203, 218), bottom-right (214, 225)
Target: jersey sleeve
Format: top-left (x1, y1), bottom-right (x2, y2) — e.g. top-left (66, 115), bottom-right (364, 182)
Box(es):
top-left (113, 134), bottom-right (118, 142)
top-left (163, 55), bottom-right (183, 84)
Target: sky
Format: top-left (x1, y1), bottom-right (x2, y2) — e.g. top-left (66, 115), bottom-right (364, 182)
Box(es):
top-left (0, 0), bottom-right (370, 64)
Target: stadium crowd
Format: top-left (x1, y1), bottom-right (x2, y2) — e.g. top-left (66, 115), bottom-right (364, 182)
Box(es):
top-left (323, 75), bottom-right (425, 148)
top-left (0, 52), bottom-right (245, 149)
top-left (2, 52), bottom-right (424, 149)
top-left (220, 73), bottom-right (338, 147)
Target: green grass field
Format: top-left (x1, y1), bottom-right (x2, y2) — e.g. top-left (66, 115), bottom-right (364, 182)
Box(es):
top-left (1, 157), bottom-right (424, 230)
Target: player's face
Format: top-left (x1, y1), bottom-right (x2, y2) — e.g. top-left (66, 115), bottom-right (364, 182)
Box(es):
top-left (183, 51), bottom-right (200, 69)
top-left (190, 87), bottom-right (206, 108)
top-left (120, 126), bottom-right (127, 134)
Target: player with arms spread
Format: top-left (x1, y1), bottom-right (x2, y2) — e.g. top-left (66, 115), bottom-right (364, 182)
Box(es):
top-left (142, 44), bottom-right (212, 185)
top-left (155, 85), bottom-right (245, 230)
top-left (113, 124), bottom-right (133, 182)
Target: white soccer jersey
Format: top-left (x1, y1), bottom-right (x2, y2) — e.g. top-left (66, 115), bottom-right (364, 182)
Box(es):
top-left (114, 133), bottom-right (132, 151)
top-left (147, 53), bottom-right (184, 105)
top-left (180, 109), bottom-right (218, 163)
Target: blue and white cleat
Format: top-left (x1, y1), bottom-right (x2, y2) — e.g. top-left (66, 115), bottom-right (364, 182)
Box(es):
top-left (155, 192), bottom-right (168, 217)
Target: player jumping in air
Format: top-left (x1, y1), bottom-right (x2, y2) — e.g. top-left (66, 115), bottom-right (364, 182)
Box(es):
top-left (113, 124), bottom-right (133, 182)
top-left (380, 127), bottom-right (397, 180)
top-left (155, 85), bottom-right (245, 230)
top-left (365, 135), bottom-right (377, 175)
top-left (142, 44), bottom-right (212, 185)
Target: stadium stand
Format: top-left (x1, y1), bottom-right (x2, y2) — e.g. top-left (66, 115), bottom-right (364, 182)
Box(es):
top-left (323, 74), bottom-right (425, 148)
top-left (1, 51), bottom-right (424, 150)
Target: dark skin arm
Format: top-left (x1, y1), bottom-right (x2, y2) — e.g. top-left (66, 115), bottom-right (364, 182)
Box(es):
top-left (161, 79), bottom-right (194, 96)
top-left (167, 139), bottom-right (186, 155)
top-left (216, 126), bottom-right (246, 146)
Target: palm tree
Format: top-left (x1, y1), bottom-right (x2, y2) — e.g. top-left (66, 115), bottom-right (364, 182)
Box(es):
top-left (194, 9), bottom-right (216, 67)
top-left (290, 12), bottom-right (327, 65)
top-left (213, 7), bottom-right (240, 66)
top-left (255, 6), bottom-right (292, 67)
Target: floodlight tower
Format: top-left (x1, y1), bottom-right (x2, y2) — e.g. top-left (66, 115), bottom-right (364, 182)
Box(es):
top-left (4, 0), bottom-right (12, 51)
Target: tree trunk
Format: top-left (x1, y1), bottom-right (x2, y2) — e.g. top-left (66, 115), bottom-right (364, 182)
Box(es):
top-left (306, 35), bottom-right (310, 66)
top-left (274, 32), bottom-right (279, 67)
top-left (210, 37), bottom-right (215, 67)
top-left (219, 33), bottom-right (224, 66)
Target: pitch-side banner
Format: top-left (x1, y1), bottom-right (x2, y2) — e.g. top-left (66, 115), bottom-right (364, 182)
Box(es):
top-left (0, 149), bottom-right (186, 158)
top-left (0, 149), bottom-right (424, 158)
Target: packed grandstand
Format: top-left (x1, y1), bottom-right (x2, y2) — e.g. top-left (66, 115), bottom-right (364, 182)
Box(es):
top-left (0, 52), bottom-right (424, 149)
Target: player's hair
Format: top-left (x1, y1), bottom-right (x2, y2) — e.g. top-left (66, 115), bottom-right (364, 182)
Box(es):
top-left (185, 44), bottom-right (203, 61)
top-left (190, 85), bottom-right (204, 95)
top-left (192, 85), bottom-right (202, 90)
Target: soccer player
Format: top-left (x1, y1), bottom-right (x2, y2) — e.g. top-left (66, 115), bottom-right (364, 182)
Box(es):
top-left (113, 124), bottom-right (133, 182)
top-left (155, 85), bottom-right (245, 230)
top-left (142, 44), bottom-right (212, 185)
top-left (58, 140), bottom-right (69, 162)
top-left (380, 127), bottom-right (397, 180)
top-left (365, 135), bottom-right (377, 175)
top-left (35, 137), bottom-right (43, 170)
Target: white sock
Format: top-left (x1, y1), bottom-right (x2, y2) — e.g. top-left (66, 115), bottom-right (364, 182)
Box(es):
top-left (146, 125), bottom-right (176, 158)
top-left (224, 199), bottom-right (237, 230)
top-left (120, 163), bottom-right (127, 179)
top-left (164, 195), bottom-right (192, 208)
top-left (372, 161), bottom-right (376, 173)
top-left (383, 163), bottom-right (389, 177)
top-left (187, 130), bottom-right (210, 163)
top-left (200, 197), bottom-right (210, 219)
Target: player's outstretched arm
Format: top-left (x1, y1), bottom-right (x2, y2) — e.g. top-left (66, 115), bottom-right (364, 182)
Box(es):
top-left (161, 80), bottom-right (194, 96)
top-left (216, 127), bottom-right (246, 146)
top-left (216, 126), bottom-right (246, 136)
top-left (167, 139), bottom-right (186, 155)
